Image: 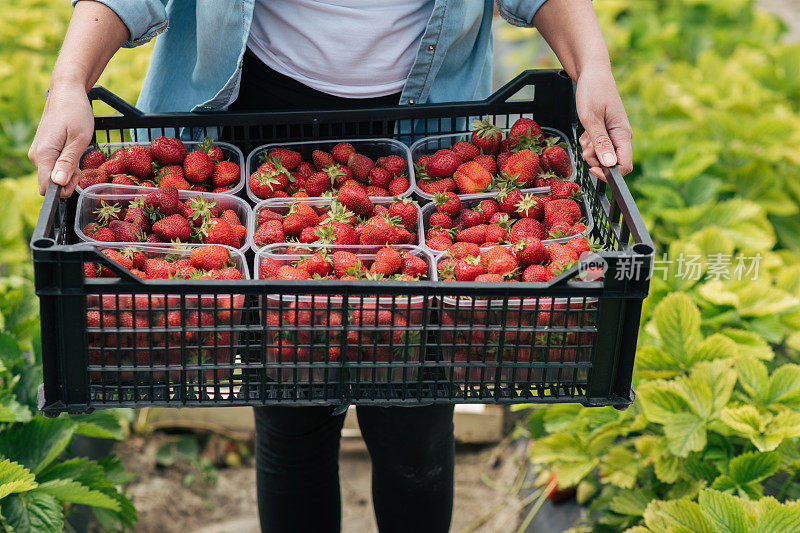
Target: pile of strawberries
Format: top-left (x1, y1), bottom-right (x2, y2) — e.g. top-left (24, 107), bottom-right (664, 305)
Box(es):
top-left (79, 137), bottom-right (240, 193)
top-left (415, 117), bottom-right (571, 196)
top-left (259, 247), bottom-right (429, 281)
top-left (436, 235), bottom-right (595, 283)
top-left (425, 182), bottom-right (584, 250)
top-left (86, 244), bottom-right (244, 280)
top-left (253, 196), bottom-right (419, 248)
top-left (81, 184), bottom-right (247, 248)
top-left (250, 144), bottom-right (409, 200)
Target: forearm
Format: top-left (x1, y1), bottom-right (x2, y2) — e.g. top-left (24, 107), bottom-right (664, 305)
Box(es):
top-left (50, 1), bottom-right (129, 92)
top-left (532, 0), bottom-right (610, 80)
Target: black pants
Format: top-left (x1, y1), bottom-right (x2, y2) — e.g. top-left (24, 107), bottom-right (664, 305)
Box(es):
top-left (230, 52), bottom-right (455, 533)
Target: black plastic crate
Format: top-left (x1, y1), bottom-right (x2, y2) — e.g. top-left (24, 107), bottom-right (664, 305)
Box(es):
top-left (31, 70), bottom-right (653, 414)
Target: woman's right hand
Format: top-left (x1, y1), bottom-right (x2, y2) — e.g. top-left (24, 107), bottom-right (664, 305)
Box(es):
top-left (29, 83), bottom-right (95, 197)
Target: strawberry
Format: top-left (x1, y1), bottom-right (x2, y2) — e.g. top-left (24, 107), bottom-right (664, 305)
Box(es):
top-left (434, 191), bottom-right (460, 217)
top-left (448, 242), bottom-right (481, 260)
top-left (191, 244), bottom-right (231, 270)
top-left (277, 265), bottom-right (311, 280)
top-left (477, 199), bottom-right (500, 220)
top-left (119, 246), bottom-right (146, 269)
top-left (427, 227), bottom-right (453, 241)
top-left (183, 150), bottom-right (214, 183)
top-left (496, 186), bottom-right (522, 214)
top-left (108, 220), bottom-right (142, 242)
top-left (541, 145), bottom-right (570, 178)
top-left (371, 247), bottom-right (402, 275)
top-left (515, 194), bottom-right (545, 219)
top-left (365, 185), bottom-right (390, 197)
top-left (387, 176), bottom-right (410, 196)
top-left (456, 225), bottom-right (487, 245)
top-left (400, 253), bottom-right (427, 277)
top-left (325, 164), bottom-right (352, 188)
top-left (437, 257), bottom-right (457, 280)
top-left (81, 149), bottom-right (107, 170)
top-left (160, 173), bottom-right (191, 190)
top-left (199, 138), bottom-right (223, 162)
top-left (313, 150), bottom-right (336, 170)
top-left (283, 203), bottom-right (320, 236)
top-left (203, 218), bottom-right (240, 247)
top-left (429, 212), bottom-right (452, 229)
top-left (549, 220), bottom-right (572, 239)
top-left (110, 174), bottom-right (137, 186)
top-left (460, 209), bottom-right (486, 228)
top-left (514, 236), bottom-right (549, 265)
top-left (305, 171), bottom-right (332, 196)
top-left (221, 209), bottom-right (241, 226)
top-left (570, 222), bottom-right (586, 234)
top-left (145, 258), bottom-right (179, 279)
top-left (91, 198), bottom-right (124, 226)
top-left (121, 145), bottom-right (152, 178)
top-left (269, 148), bottom-right (301, 171)
top-left (345, 153), bottom-right (374, 183)
top-left (101, 248), bottom-right (133, 270)
top-left (78, 168), bottom-right (108, 189)
top-left (470, 117), bottom-right (503, 155)
top-left (211, 160), bottom-right (240, 187)
top-left (296, 162), bottom-right (315, 179)
top-left (544, 199), bottom-right (581, 226)
top-left (453, 161), bottom-right (492, 194)
top-left (427, 235), bottom-right (453, 251)
top-left (550, 180), bottom-right (580, 200)
top-left (473, 154), bottom-right (497, 175)
top-left (565, 236), bottom-right (591, 258)
top-left (258, 209), bottom-right (283, 225)
top-left (509, 218), bottom-right (545, 242)
top-left (149, 136), bottom-right (187, 166)
top-left (522, 264), bottom-right (551, 282)
top-left (485, 224), bottom-right (507, 243)
top-left (454, 256), bottom-right (485, 281)
top-left (338, 180), bottom-right (373, 217)
top-left (360, 215), bottom-right (399, 246)
top-left (297, 226), bottom-right (318, 243)
top-left (426, 150), bottom-right (462, 178)
top-left (250, 158), bottom-right (290, 198)
top-left (388, 197), bottom-right (418, 230)
top-left (508, 118), bottom-right (544, 151)
top-left (143, 184), bottom-right (180, 217)
top-left (535, 172), bottom-right (557, 189)
top-left (368, 167), bottom-right (392, 189)
top-left (419, 178), bottom-right (456, 195)
top-left (152, 214), bottom-right (191, 241)
top-left (501, 150), bottom-right (540, 188)
top-left (327, 222), bottom-right (358, 245)
top-left (487, 253), bottom-right (518, 278)
top-left (475, 273), bottom-right (504, 282)
top-left (254, 220), bottom-right (285, 247)
top-left (480, 246), bottom-right (512, 268)
top-left (496, 151), bottom-right (512, 169)
top-left (333, 251), bottom-right (364, 278)
top-left (99, 156), bottom-right (126, 175)
top-left (452, 141), bottom-right (480, 162)
top-left (259, 257), bottom-right (280, 279)
top-left (547, 242), bottom-right (578, 265)
top-left (212, 266), bottom-right (243, 280)
top-left (332, 143), bottom-right (355, 164)
top-left (376, 155), bottom-right (406, 176)
top-left (181, 195), bottom-right (217, 227)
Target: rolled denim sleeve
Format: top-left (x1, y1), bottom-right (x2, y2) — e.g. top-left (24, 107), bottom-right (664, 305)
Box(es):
top-left (72, 0), bottom-right (168, 47)
top-left (496, 0), bottom-right (550, 27)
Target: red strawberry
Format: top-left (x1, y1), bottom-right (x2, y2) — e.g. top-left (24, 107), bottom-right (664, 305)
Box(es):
top-left (541, 145), bottom-right (570, 178)
top-left (295, 162), bottom-right (315, 179)
top-left (387, 177), bottom-right (410, 196)
top-left (108, 220), bottom-right (142, 242)
top-left (487, 253), bottom-right (518, 278)
top-left (426, 150), bottom-right (462, 178)
top-left (212, 266), bottom-right (243, 280)
top-left (400, 253), bottom-right (427, 277)
top-left (145, 258), bottom-right (179, 279)
top-left (508, 118), bottom-right (544, 150)
top-left (99, 157), bottom-right (125, 175)
top-left (101, 248), bottom-right (134, 270)
top-left (485, 224), bottom-right (507, 243)
top-left (313, 150), bottom-right (336, 171)
top-left (376, 155), bottom-right (406, 176)
top-left (143, 185), bottom-right (180, 217)
top-left (544, 199), bottom-right (581, 226)
top-left (211, 160), bottom-right (240, 188)
top-left (203, 218), bottom-right (240, 247)
top-left (460, 209), bottom-right (486, 228)
top-left (515, 194), bottom-right (545, 219)
top-left (448, 242), bottom-right (481, 260)
top-left (181, 195), bottom-right (218, 227)
top-left (570, 222), bottom-right (587, 234)
top-left (258, 209), bottom-right (283, 225)
top-left (546, 242), bottom-right (578, 269)
top-left (269, 148), bottom-right (301, 171)
top-left (338, 180), bottom-right (373, 217)
top-left (452, 141), bottom-right (480, 162)
top-left (522, 264), bottom-right (552, 282)
top-left (496, 186), bottom-right (522, 214)
top-left (199, 139), bottom-right (223, 162)
top-left (110, 174), bottom-right (137, 186)
top-left (152, 214), bottom-right (191, 242)
top-left (191, 244), bottom-right (231, 270)
top-left (371, 247), bottom-right (402, 275)
top-left (475, 273), bottom-right (504, 282)
top-left (221, 210), bottom-right (241, 226)
top-left (429, 212), bottom-right (452, 229)
top-left (121, 145), bottom-right (152, 178)
top-left (277, 265), bottom-right (310, 280)
top-left (253, 220), bottom-right (285, 247)
top-left (453, 161), bottom-right (492, 194)
top-left (305, 171), bottom-right (332, 196)
top-left (477, 199), bottom-right (500, 220)
top-left (160, 172), bottom-right (192, 190)
top-left (427, 235), bottom-right (453, 251)
top-left (388, 197), bottom-right (418, 230)
top-left (549, 220), bottom-right (572, 239)
top-left (565, 236), bottom-right (591, 258)
top-left (259, 257), bottom-right (280, 279)
top-left (347, 153), bottom-right (375, 182)
top-left (496, 151), bottom-right (512, 169)
top-left (332, 143), bottom-right (355, 164)
top-left (325, 164), bottom-right (352, 188)
top-left (454, 256), bottom-right (485, 281)
top-left (119, 246), bottom-right (146, 269)
top-left (509, 218), bottom-right (545, 242)
top-left (81, 149), bottom-right (107, 170)
top-left (79, 168), bottom-right (108, 189)
top-left (550, 180), bottom-right (580, 200)
top-left (456, 225), bottom-right (488, 245)
top-left (332, 251), bottom-right (364, 278)
top-left (514, 236), bottom-right (549, 265)
top-left (365, 185), bottom-right (390, 197)
top-left (473, 154), bottom-right (497, 175)
top-left (360, 216), bottom-right (399, 246)
top-left (501, 149), bottom-right (540, 188)
top-left (368, 167), bottom-right (392, 189)
top-left (419, 178), bottom-right (456, 195)
top-left (183, 150), bottom-right (214, 183)
top-left (470, 117), bottom-right (503, 155)
top-left (149, 137), bottom-right (187, 166)
top-left (283, 203), bottom-right (320, 236)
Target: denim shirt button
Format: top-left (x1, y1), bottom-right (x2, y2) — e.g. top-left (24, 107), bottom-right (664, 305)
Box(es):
top-left (408, 98), bottom-right (416, 105)
top-left (427, 44), bottom-right (436, 51)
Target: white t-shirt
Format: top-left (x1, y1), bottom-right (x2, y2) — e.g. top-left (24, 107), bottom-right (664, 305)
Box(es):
top-left (247, 0), bottom-right (435, 98)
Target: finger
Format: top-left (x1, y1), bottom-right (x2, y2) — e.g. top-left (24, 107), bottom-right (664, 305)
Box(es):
top-left (583, 115), bottom-right (618, 168)
top-left (582, 146), bottom-right (600, 169)
top-left (589, 166), bottom-right (606, 182)
top-left (611, 131), bottom-right (633, 176)
top-left (33, 148), bottom-right (58, 196)
top-left (51, 135), bottom-right (90, 190)
top-left (62, 170), bottom-right (80, 198)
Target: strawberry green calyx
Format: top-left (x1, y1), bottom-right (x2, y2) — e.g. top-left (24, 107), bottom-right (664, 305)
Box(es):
top-left (323, 164), bottom-right (347, 187)
top-left (93, 200), bottom-right (121, 226)
top-left (470, 116), bottom-right (502, 139)
top-left (413, 162), bottom-right (431, 181)
top-left (313, 223), bottom-right (336, 244)
top-left (186, 195), bottom-right (216, 223)
top-left (492, 213), bottom-right (512, 230)
top-left (198, 137), bottom-right (220, 161)
top-left (364, 271), bottom-right (385, 281)
top-left (325, 200), bottom-right (355, 224)
top-left (509, 132), bottom-right (545, 154)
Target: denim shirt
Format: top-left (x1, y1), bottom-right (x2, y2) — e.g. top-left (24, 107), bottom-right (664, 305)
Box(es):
top-left (78, 0), bottom-right (548, 114)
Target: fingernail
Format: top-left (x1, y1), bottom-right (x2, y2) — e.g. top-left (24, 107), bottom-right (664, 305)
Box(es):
top-left (601, 154), bottom-right (616, 167)
top-left (53, 170), bottom-right (66, 184)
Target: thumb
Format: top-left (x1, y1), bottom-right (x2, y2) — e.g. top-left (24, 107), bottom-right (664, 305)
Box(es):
top-left (583, 115), bottom-right (618, 168)
top-left (50, 137), bottom-right (88, 186)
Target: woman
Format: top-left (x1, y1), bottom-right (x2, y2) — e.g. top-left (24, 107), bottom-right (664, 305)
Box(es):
top-left (29, 1), bottom-right (632, 531)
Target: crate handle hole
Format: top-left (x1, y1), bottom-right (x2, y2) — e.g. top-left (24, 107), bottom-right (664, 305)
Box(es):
top-left (33, 238), bottom-right (55, 249)
top-left (632, 243), bottom-right (654, 256)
